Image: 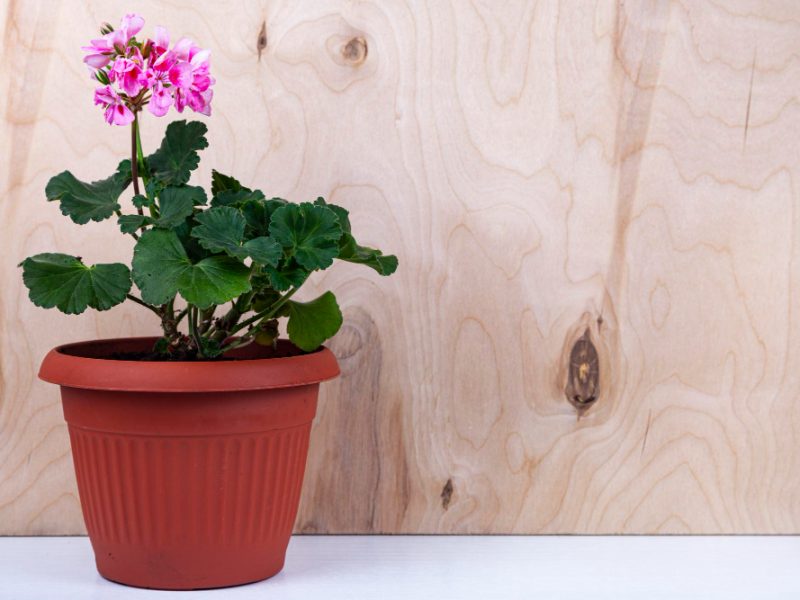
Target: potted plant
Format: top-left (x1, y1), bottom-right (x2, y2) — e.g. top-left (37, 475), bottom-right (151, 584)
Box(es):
top-left (21, 13), bottom-right (397, 591)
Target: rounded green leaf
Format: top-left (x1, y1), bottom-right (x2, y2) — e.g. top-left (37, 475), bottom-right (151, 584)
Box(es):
top-left (191, 206), bottom-right (246, 254)
top-left (21, 253), bottom-right (131, 315)
top-left (242, 237), bottom-right (282, 266)
top-left (118, 214), bottom-right (153, 234)
top-left (147, 120), bottom-right (209, 186)
top-left (156, 185), bottom-right (205, 227)
top-left (265, 262), bottom-right (309, 291)
top-left (132, 229), bottom-right (190, 305)
top-left (269, 203), bottom-right (342, 270)
top-left (177, 256), bottom-right (251, 309)
top-left (211, 170), bottom-right (244, 196)
top-left (132, 229), bottom-right (252, 308)
top-left (286, 291), bottom-right (343, 351)
top-left (46, 169), bottom-right (130, 225)
top-left (314, 197), bottom-right (351, 233)
top-left (192, 206), bottom-right (282, 266)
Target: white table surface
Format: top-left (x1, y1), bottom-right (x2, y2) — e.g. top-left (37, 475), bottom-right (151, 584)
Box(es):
top-left (0, 535), bottom-right (797, 599)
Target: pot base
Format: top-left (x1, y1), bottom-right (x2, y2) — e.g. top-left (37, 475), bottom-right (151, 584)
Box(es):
top-left (95, 543), bottom-right (286, 590)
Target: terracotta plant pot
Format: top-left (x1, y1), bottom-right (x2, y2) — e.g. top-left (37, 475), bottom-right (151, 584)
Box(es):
top-left (39, 337), bottom-right (339, 590)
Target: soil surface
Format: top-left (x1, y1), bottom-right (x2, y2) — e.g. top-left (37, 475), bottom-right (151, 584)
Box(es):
top-left (104, 343), bottom-right (308, 362)
top-left (107, 351), bottom-right (234, 362)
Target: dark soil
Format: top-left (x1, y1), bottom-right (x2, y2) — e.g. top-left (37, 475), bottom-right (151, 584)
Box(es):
top-left (105, 342), bottom-right (308, 362)
top-left (108, 351), bottom-right (235, 362)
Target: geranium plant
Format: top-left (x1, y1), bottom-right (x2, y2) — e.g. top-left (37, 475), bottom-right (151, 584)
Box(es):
top-left (20, 13), bottom-right (397, 359)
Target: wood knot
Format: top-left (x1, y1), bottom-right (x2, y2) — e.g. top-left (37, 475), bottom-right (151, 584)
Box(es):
top-left (565, 328), bottom-right (599, 411)
top-left (342, 36), bottom-right (368, 65)
top-left (440, 478), bottom-right (454, 510)
top-left (257, 21), bottom-right (267, 60)
top-left (332, 322), bottom-right (364, 361)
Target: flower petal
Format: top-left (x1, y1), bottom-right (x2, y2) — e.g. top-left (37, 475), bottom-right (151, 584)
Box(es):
top-left (120, 13), bottom-right (145, 38)
top-left (154, 26), bottom-right (170, 49)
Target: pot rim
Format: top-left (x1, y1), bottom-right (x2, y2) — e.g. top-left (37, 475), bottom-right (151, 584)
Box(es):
top-left (39, 336), bottom-right (340, 392)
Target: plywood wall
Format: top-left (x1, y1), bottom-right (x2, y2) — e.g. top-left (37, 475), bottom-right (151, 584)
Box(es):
top-left (2, 0), bottom-right (799, 535)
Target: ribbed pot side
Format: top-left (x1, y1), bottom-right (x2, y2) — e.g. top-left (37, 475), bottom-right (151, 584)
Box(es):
top-left (40, 338), bottom-right (340, 591)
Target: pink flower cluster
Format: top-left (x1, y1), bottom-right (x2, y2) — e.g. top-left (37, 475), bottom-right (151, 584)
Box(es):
top-left (82, 14), bottom-right (214, 125)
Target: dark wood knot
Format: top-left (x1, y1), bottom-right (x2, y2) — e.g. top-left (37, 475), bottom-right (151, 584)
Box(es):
top-left (257, 21), bottom-right (267, 59)
top-left (342, 36), bottom-right (368, 65)
top-left (440, 478), bottom-right (454, 510)
top-left (565, 328), bottom-right (599, 411)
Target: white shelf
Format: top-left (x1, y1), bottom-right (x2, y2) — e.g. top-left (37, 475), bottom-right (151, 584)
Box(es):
top-left (0, 535), bottom-right (797, 599)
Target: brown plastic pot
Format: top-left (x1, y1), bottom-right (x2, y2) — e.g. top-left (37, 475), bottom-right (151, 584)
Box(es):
top-left (39, 337), bottom-right (339, 590)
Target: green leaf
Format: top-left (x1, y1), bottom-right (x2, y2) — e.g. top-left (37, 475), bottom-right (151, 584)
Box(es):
top-left (118, 214), bottom-right (153, 234)
top-left (251, 289), bottom-right (281, 312)
top-left (192, 206), bottom-right (282, 265)
top-left (211, 189), bottom-right (265, 208)
top-left (132, 229), bottom-right (251, 308)
top-left (21, 253), bottom-right (131, 315)
top-left (311, 199), bottom-right (397, 275)
top-left (243, 237), bottom-right (282, 266)
top-left (153, 337), bottom-right (170, 354)
top-left (265, 261), bottom-right (308, 291)
top-left (115, 159), bottom-right (135, 182)
top-left (147, 120), bottom-right (208, 186)
top-left (191, 206), bottom-right (246, 254)
top-left (131, 229), bottom-right (189, 305)
top-left (177, 256), bottom-right (251, 309)
top-left (145, 178), bottom-right (164, 199)
top-left (46, 169), bottom-right (130, 224)
top-left (269, 202), bottom-right (342, 270)
top-left (211, 170), bottom-right (245, 196)
top-left (338, 234), bottom-right (398, 275)
top-left (156, 185), bottom-right (205, 227)
top-left (241, 198), bottom-right (286, 236)
top-left (132, 194), bottom-right (153, 209)
top-left (286, 291), bottom-right (343, 351)
top-left (199, 337), bottom-right (223, 358)
top-left (173, 220), bottom-right (211, 263)
top-left (314, 197), bottom-right (351, 233)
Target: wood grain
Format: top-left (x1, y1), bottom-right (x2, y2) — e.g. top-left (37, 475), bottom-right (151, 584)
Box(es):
top-left (1, 0), bottom-right (799, 534)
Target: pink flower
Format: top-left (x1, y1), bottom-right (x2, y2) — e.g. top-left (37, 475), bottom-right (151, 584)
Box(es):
top-left (83, 15), bottom-right (214, 122)
top-left (170, 49), bottom-right (215, 116)
top-left (82, 37), bottom-right (115, 68)
top-left (148, 81), bottom-right (173, 117)
top-left (109, 13), bottom-right (144, 50)
top-left (171, 37), bottom-right (197, 61)
top-left (94, 85), bottom-right (134, 125)
top-left (82, 14), bottom-right (144, 67)
top-left (153, 26), bottom-right (170, 53)
top-left (108, 47), bottom-right (146, 96)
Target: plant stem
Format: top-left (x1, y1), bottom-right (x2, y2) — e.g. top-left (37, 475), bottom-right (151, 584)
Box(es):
top-left (175, 307), bottom-right (188, 326)
top-left (135, 118), bottom-right (146, 184)
top-left (188, 306), bottom-right (203, 356)
top-left (198, 306), bottom-right (216, 335)
top-left (219, 335), bottom-right (257, 354)
top-left (158, 300), bottom-right (184, 352)
top-left (226, 286), bottom-right (300, 338)
top-left (131, 114), bottom-right (142, 215)
top-left (208, 292), bottom-right (254, 341)
top-left (126, 293), bottom-right (160, 315)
